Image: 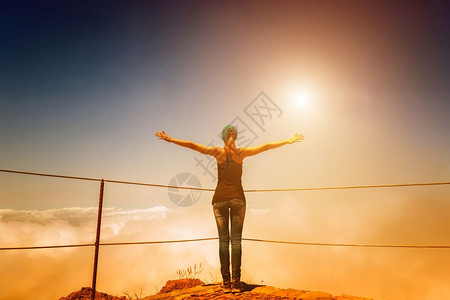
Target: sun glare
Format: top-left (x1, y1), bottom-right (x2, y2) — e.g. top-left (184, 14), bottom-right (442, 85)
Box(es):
top-left (292, 89), bottom-right (312, 108)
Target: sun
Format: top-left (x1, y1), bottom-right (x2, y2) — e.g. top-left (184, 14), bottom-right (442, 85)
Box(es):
top-left (292, 89), bottom-right (312, 108)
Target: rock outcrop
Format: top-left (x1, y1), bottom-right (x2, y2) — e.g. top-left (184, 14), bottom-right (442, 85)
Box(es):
top-left (143, 279), bottom-right (372, 300)
top-left (59, 287), bottom-right (127, 300)
top-left (60, 279), bottom-right (372, 300)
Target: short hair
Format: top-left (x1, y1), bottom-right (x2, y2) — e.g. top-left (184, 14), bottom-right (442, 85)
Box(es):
top-left (221, 125), bottom-right (238, 142)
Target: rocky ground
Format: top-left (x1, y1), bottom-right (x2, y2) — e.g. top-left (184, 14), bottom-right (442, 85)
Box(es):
top-left (60, 279), bottom-right (372, 300)
top-left (59, 287), bottom-right (127, 300)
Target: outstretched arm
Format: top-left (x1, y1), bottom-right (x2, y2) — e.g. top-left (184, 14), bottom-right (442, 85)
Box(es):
top-left (155, 131), bottom-right (220, 156)
top-left (241, 133), bottom-right (304, 157)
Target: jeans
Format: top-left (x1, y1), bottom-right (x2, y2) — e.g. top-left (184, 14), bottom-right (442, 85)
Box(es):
top-left (213, 198), bottom-right (246, 283)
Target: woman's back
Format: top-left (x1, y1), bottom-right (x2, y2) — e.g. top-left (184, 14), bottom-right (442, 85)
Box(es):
top-left (212, 152), bottom-right (245, 204)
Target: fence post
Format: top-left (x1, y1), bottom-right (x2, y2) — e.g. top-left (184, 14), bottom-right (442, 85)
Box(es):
top-left (91, 179), bottom-right (105, 300)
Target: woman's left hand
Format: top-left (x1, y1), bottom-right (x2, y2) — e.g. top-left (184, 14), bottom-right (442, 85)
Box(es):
top-left (155, 131), bottom-right (171, 142)
top-left (287, 133), bottom-right (304, 144)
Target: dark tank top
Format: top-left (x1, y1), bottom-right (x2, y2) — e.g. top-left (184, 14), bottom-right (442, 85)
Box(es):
top-left (212, 153), bottom-right (245, 204)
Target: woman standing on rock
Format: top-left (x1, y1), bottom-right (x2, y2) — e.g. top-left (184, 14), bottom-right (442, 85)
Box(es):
top-left (155, 125), bottom-right (304, 293)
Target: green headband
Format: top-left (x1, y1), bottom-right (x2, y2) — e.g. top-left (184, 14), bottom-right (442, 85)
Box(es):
top-left (221, 125), bottom-right (238, 141)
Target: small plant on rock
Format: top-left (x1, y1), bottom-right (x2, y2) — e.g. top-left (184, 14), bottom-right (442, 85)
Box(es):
top-left (176, 263), bottom-right (203, 279)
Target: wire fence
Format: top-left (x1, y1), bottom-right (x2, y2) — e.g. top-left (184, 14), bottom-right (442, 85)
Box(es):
top-left (2, 237), bottom-right (450, 251)
top-left (1, 168), bottom-right (449, 191)
top-left (1, 168), bottom-right (450, 299)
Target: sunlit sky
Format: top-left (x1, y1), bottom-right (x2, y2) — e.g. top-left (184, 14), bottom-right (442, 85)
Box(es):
top-left (1, 1), bottom-right (449, 300)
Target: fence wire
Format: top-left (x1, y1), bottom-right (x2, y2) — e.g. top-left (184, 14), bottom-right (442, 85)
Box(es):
top-left (1, 168), bottom-right (449, 192)
top-left (1, 168), bottom-right (449, 251)
top-left (2, 237), bottom-right (450, 251)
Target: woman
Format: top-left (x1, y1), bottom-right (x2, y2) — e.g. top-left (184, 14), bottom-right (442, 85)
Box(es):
top-left (155, 125), bottom-right (304, 293)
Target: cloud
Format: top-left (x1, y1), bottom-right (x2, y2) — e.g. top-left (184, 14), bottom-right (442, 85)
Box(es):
top-left (0, 205), bottom-right (219, 300)
top-left (1, 192), bottom-right (450, 300)
top-left (242, 190), bottom-right (450, 300)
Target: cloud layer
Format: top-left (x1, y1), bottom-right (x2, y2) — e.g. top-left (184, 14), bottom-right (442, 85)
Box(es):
top-left (1, 193), bottom-right (450, 300)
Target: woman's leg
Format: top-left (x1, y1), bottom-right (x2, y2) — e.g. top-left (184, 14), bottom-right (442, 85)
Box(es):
top-left (213, 201), bottom-right (231, 284)
top-left (230, 198), bottom-right (246, 284)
